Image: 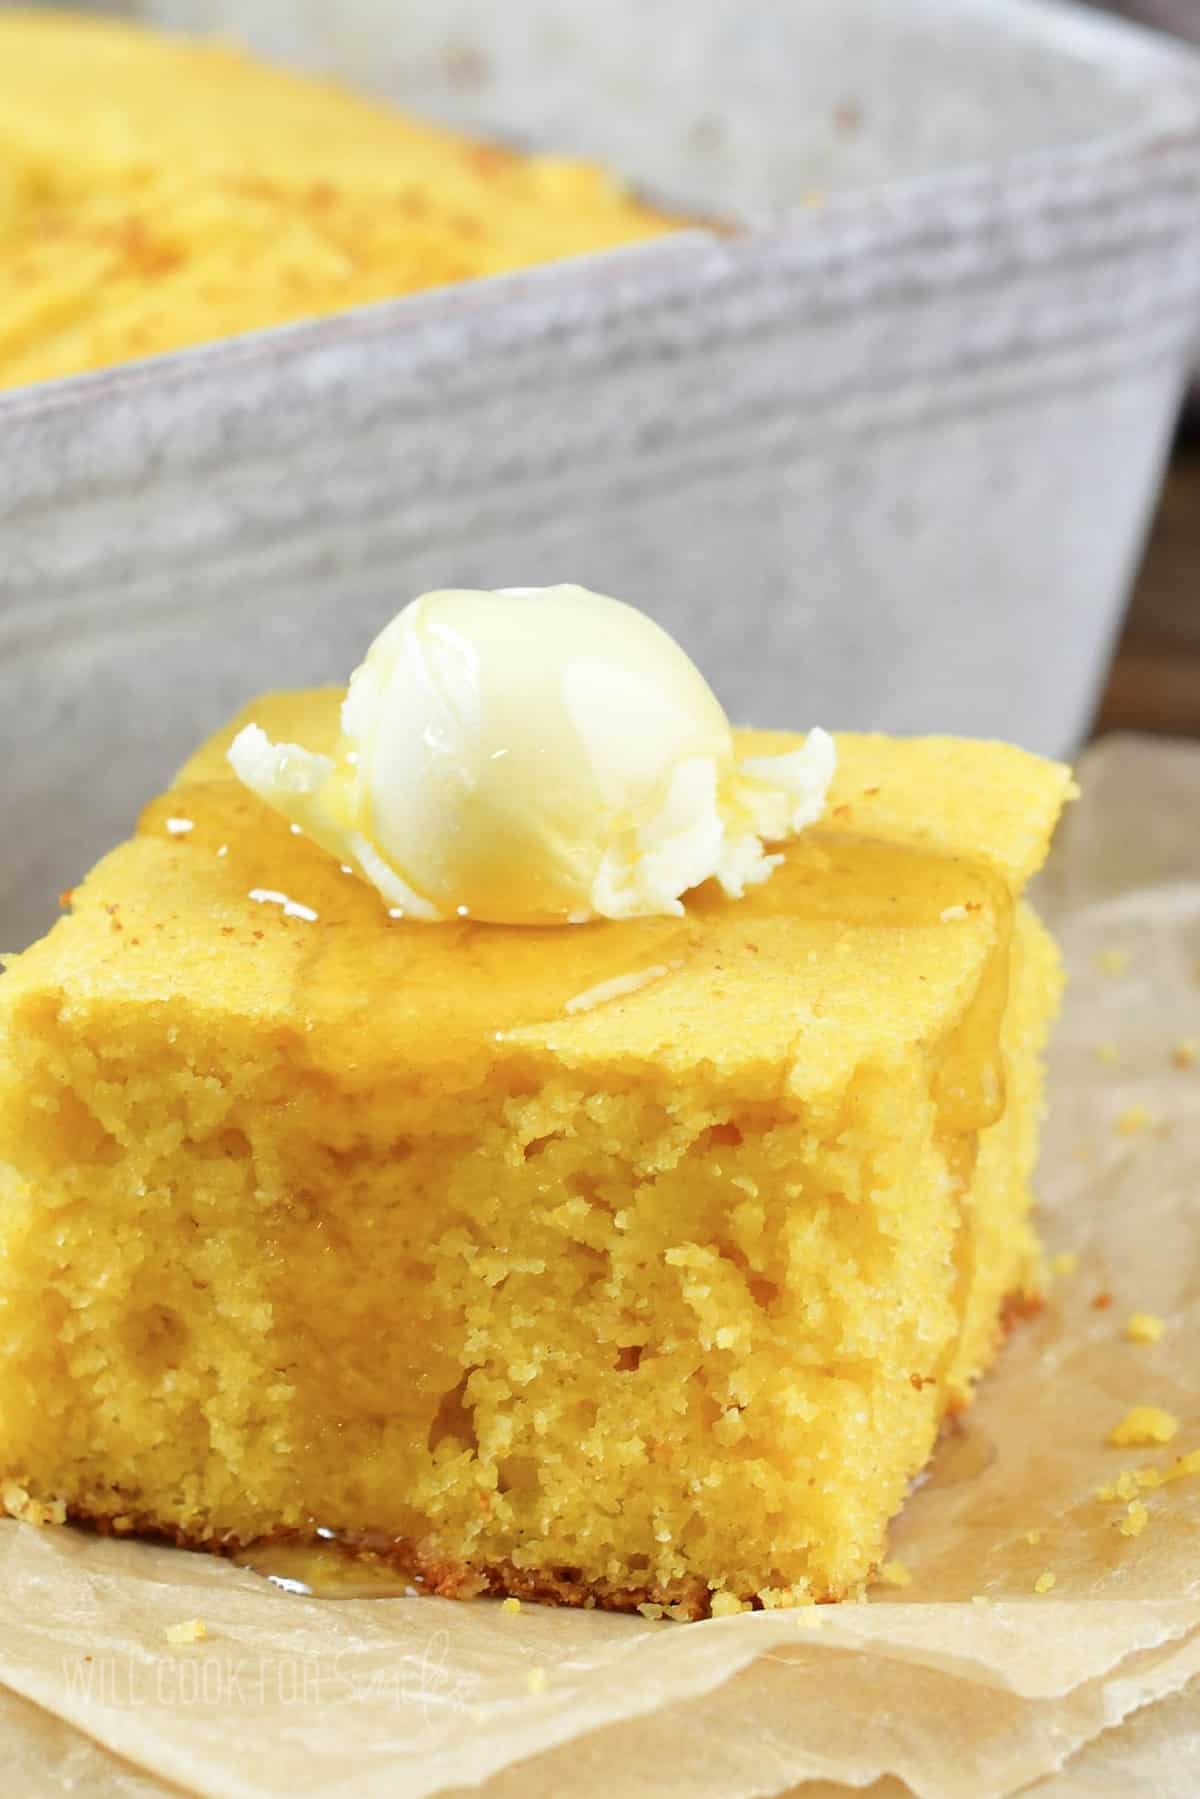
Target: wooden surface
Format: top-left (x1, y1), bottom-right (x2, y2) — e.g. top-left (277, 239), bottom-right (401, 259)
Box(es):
top-left (1095, 445), bottom-right (1200, 740)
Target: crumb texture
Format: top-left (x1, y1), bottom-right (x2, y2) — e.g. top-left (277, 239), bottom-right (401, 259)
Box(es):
top-left (0, 698), bottom-right (1071, 1615)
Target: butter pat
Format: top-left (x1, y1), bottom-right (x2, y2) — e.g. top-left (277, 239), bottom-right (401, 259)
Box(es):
top-left (228, 585), bottom-right (835, 925)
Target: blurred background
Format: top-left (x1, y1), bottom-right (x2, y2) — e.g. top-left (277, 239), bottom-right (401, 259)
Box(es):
top-left (3, 0), bottom-right (1200, 947)
top-left (1085, 1), bottom-right (1200, 740)
top-left (7, 0), bottom-right (1197, 740)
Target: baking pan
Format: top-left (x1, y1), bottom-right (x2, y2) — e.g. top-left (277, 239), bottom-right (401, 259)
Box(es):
top-left (3, 0), bottom-right (1200, 950)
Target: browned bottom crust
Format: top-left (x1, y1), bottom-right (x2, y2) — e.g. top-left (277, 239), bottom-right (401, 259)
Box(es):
top-left (61, 1507), bottom-right (745, 1618)
top-left (17, 1292), bottom-right (1043, 1620)
top-left (1000, 1288), bottom-right (1045, 1333)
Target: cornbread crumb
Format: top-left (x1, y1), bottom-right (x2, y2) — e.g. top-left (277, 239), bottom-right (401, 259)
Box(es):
top-left (758, 1585), bottom-right (809, 1610)
top-left (877, 1560), bottom-right (912, 1588)
top-left (165, 1619), bottom-right (207, 1645)
top-left (1, 1481), bottom-right (66, 1526)
top-left (709, 1591), bottom-right (747, 1618)
top-left (1109, 1406), bottom-right (1179, 1448)
top-left (1171, 1039), bottom-right (1197, 1070)
top-left (1133, 1449), bottom-right (1200, 1491)
top-left (500, 1596), bottom-right (522, 1615)
top-left (1033, 1571), bottom-right (1056, 1594)
top-left (970, 1594), bottom-right (990, 1607)
top-left (1095, 1043), bottom-right (1120, 1067)
top-left (1024, 1530), bottom-right (1042, 1546)
top-left (636, 1602), bottom-right (665, 1620)
top-left (1050, 1251), bottom-right (1078, 1279)
top-left (1115, 1105), bottom-right (1155, 1136)
top-left (1125, 1313), bottom-right (1165, 1345)
top-left (1117, 1501), bottom-right (1149, 1539)
top-left (1098, 1468), bottom-right (1141, 1503)
top-left (1096, 948), bottom-right (1130, 976)
top-left (526, 1667), bottom-right (547, 1695)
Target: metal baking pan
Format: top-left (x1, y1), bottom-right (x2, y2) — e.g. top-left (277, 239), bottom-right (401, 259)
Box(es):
top-left (3, 0), bottom-right (1200, 950)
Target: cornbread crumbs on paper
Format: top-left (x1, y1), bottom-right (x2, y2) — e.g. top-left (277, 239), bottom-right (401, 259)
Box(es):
top-left (1125, 1313), bottom-right (1166, 1344)
top-left (1143, 1449), bottom-right (1200, 1488)
top-left (0, 1482), bottom-right (66, 1527)
top-left (1115, 1105), bottom-right (1156, 1137)
top-left (877, 1560), bottom-right (912, 1588)
top-left (1102, 1450), bottom-right (1200, 1497)
top-left (1171, 1039), bottom-right (1197, 1070)
top-left (165, 1619), bottom-right (207, 1645)
top-left (709, 1591), bottom-right (748, 1618)
top-left (1116, 1501), bottom-right (1149, 1539)
top-left (1096, 1469), bottom-right (1141, 1503)
top-left (1109, 1406), bottom-right (1179, 1448)
top-left (1050, 1251), bottom-right (1078, 1280)
top-left (1033, 1571), bottom-right (1056, 1594)
top-left (758, 1586), bottom-right (810, 1610)
top-left (1024, 1530), bottom-right (1042, 1546)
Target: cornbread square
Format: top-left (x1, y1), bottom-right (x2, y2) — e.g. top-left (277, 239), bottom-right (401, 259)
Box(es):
top-left (0, 694), bottom-right (1072, 1616)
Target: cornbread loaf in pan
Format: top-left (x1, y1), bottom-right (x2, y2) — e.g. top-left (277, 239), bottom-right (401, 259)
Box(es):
top-left (3, 0), bottom-right (1199, 950)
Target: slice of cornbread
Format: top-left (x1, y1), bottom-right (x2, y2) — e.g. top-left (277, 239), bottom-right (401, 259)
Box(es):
top-left (0, 10), bottom-right (675, 391)
top-left (0, 694), bottom-right (1073, 1615)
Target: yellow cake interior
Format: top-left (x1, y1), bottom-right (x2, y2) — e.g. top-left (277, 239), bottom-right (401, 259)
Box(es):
top-left (0, 695), bottom-right (1073, 1615)
top-left (0, 10), bottom-right (676, 391)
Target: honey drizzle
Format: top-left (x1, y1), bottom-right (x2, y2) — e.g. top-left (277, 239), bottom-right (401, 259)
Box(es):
top-left (233, 1531), bottom-right (421, 1599)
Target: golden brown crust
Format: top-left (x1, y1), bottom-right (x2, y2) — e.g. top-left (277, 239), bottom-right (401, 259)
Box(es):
top-left (1000, 1288), bottom-right (1045, 1332)
top-left (19, 1287), bottom-right (1041, 1620)
top-left (60, 1504), bottom-right (738, 1618)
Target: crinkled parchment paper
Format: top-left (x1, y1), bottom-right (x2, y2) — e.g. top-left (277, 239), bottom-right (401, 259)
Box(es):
top-left (0, 733), bottom-right (1196, 1799)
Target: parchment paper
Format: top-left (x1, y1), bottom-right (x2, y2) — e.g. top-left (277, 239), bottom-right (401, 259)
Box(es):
top-left (0, 731), bottom-right (1196, 1799)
